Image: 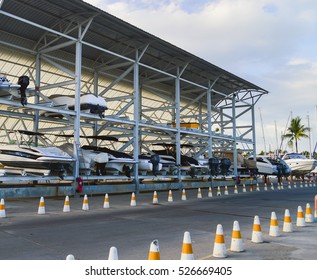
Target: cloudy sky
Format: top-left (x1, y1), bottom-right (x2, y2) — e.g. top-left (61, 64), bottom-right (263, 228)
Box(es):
top-left (85, 0), bottom-right (317, 154)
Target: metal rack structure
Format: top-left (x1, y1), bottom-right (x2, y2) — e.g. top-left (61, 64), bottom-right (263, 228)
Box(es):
top-left (0, 0), bottom-right (268, 193)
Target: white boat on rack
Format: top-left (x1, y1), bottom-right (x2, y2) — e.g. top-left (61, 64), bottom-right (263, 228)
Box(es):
top-left (44, 93), bottom-right (108, 118)
top-left (59, 143), bottom-right (109, 176)
top-left (0, 130), bottom-right (74, 178)
top-left (282, 153), bottom-right (317, 177)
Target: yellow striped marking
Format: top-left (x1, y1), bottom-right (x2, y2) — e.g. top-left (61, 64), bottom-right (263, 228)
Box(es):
top-left (148, 251), bottom-right (160, 260)
top-left (297, 212), bottom-right (304, 218)
top-left (253, 224), bottom-right (262, 232)
top-left (284, 216), bottom-right (291, 223)
top-left (215, 234), bottom-right (225, 244)
top-left (232, 230), bottom-right (241, 239)
top-left (270, 219), bottom-right (278, 226)
top-left (182, 243), bottom-right (193, 254)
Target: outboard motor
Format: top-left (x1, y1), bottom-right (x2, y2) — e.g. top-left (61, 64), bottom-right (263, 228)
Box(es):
top-left (18, 75), bottom-right (29, 106)
top-left (208, 157), bottom-right (220, 176)
top-left (220, 158), bottom-right (231, 175)
top-left (150, 154), bottom-right (160, 176)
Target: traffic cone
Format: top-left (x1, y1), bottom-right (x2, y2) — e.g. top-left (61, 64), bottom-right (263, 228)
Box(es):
top-left (270, 182), bottom-right (274, 190)
top-left (305, 203), bottom-right (313, 223)
top-left (66, 254), bottom-right (75, 260)
top-left (288, 181), bottom-right (291, 189)
top-left (224, 186), bottom-right (229, 195)
top-left (181, 189), bottom-right (187, 201)
top-left (283, 209), bottom-right (293, 232)
top-left (264, 183), bottom-right (268, 191)
top-left (213, 224), bottom-right (227, 258)
top-left (38, 196), bottom-right (45, 214)
top-left (63, 196), bottom-right (70, 212)
top-left (280, 182), bottom-right (284, 190)
top-left (130, 192), bottom-right (136, 206)
top-left (242, 184), bottom-right (246, 192)
top-left (82, 194), bottom-right (89, 210)
top-left (197, 188), bottom-right (202, 199)
top-left (0, 198), bottom-right (6, 218)
top-left (249, 182), bottom-right (253, 192)
top-left (180, 231), bottom-right (194, 260)
top-left (293, 181), bottom-right (297, 188)
top-left (208, 187), bottom-right (213, 197)
top-left (277, 183), bottom-right (280, 190)
top-left (269, 211), bottom-right (280, 237)
top-left (152, 191), bottom-right (159, 204)
top-left (148, 239), bottom-right (160, 260)
top-left (234, 185), bottom-right (238, 194)
top-left (168, 190), bottom-right (173, 202)
top-left (103, 193), bottom-right (110, 208)
top-left (256, 183), bottom-right (260, 191)
top-left (296, 206), bottom-right (305, 227)
top-left (217, 186), bottom-right (221, 196)
top-left (230, 221), bottom-right (244, 252)
top-left (108, 246), bottom-right (119, 260)
top-left (251, 215), bottom-right (263, 243)
top-left (300, 181), bottom-right (303, 188)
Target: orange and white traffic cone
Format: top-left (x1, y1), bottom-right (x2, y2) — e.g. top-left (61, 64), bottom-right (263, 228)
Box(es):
top-left (300, 181), bottom-right (303, 188)
top-left (234, 185), bottom-right (238, 194)
top-left (296, 205), bottom-right (305, 227)
top-left (63, 196), bottom-right (70, 212)
top-left (208, 187), bottom-right (213, 197)
top-left (130, 192), bottom-right (136, 207)
top-left (217, 186), bottom-right (221, 196)
top-left (264, 183), bottom-right (268, 191)
top-left (305, 203), bottom-right (313, 223)
top-left (148, 239), bottom-right (160, 260)
top-left (0, 198), bottom-right (6, 218)
top-left (288, 181), bottom-right (291, 189)
top-left (230, 221), bottom-right (244, 252)
top-left (66, 254), bottom-right (75, 260)
top-left (224, 186), bottom-right (229, 195)
top-left (242, 184), bottom-right (246, 193)
top-left (181, 189), bottom-right (187, 201)
top-left (283, 209), bottom-right (293, 232)
top-left (82, 194), bottom-right (89, 211)
top-left (270, 182), bottom-right (274, 190)
top-left (256, 183), bottom-right (260, 191)
top-left (251, 215), bottom-right (263, 243)
top-left (108, 246), bottom-right (119, 260)
top-left (197, 188), bottom-right (202, 199)
top-left (180, 231), bottom-right (194, 260)
top-left (103, 193), bottom-right (110, 208)
top-left (269, 211), bottom-right (280, 237)
top-left (213, 224), bottom-right (227, 258)
top-left (38, 196), bottom-right (45, 214)
top-left (152, 191), bottom-right (159, 204)
top-left (168, 190), bottom-right (173, 202)
top-left (249, 182), bottom-right (253, 192)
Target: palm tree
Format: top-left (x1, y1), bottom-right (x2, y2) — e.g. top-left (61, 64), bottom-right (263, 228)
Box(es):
top-left (282, 116), bottom-right (310, 153)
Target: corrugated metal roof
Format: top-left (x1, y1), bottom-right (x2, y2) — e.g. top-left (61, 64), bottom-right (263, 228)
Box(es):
top-left (0, 0), bottom-right (268, 103)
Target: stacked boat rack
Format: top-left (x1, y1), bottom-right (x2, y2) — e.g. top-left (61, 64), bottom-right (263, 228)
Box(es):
top-left (0, 0), bottom-right (268, 196)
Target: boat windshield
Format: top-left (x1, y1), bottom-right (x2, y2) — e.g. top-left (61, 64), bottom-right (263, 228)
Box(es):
top-left (283, 153), bottom-right (307, 160)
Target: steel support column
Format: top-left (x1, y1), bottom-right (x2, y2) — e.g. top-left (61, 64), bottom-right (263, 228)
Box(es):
top-left (232, 94), bottom-right (238, 176)
top-left (133, 52), bottom-right (140, 192)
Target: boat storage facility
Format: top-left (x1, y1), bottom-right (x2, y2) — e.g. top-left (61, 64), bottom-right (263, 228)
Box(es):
top-left (0, 0), bottom-right (268, 198)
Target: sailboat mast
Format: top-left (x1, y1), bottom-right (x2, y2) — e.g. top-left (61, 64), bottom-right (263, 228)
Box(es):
top-left (258, 107), bottom-right (266, 154)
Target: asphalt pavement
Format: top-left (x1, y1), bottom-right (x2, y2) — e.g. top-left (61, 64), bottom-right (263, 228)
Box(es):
top-left (0, 182), bottom-right (316, 260)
